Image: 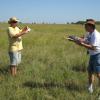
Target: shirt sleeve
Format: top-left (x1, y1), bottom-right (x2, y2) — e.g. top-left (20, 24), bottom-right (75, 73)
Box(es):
top-left (8, 27), bottom-right (17, 38)
top-left (91, 34), bottom-right (99, 47)
top-left (8, 27), bottom-right (21, 38)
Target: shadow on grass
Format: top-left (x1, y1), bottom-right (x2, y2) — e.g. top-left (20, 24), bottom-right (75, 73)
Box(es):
top-left (23, 81), bottom-right (85, 91)
top-left (0, 66), bottom-right (9, 75)
top-left (72, 65), bottom-right (87, 72)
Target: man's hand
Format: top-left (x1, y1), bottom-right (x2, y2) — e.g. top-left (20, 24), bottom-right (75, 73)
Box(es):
top-left (75, 40), bottom-right (82, 45)
top-left (22, 26), bottom-right (29, 34)
top-left (13, 26), bottom-right (30, 38)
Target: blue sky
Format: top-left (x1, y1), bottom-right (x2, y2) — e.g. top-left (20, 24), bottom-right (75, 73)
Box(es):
top-left (0, 0), bottom-right (100, 23)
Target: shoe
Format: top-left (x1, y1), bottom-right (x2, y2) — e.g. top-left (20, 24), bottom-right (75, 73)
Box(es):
top-left (88, 85), bottom-right (93, 93)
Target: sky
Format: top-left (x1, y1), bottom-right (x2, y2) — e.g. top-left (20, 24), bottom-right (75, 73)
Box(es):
top-left (0, 0), bottom-right (100, 23)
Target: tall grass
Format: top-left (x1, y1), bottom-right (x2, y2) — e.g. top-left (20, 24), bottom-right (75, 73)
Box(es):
top-left (0, 23), bottom-right (100, 100)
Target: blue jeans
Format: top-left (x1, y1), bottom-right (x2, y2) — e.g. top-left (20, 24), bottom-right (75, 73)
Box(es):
top-left (9, 51), bottom-right (21, 66)
top-left (88, 53), bottom-right (100, 73)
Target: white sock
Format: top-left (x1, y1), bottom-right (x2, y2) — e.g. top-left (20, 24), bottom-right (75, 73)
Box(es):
top-left (89, 84), bottom-right (93, 89)
top-left (88, 84), bottom-right (93, 93)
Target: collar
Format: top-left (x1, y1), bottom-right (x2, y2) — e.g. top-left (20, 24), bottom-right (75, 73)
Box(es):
top-left (89, 29), bottom-right (96, 36)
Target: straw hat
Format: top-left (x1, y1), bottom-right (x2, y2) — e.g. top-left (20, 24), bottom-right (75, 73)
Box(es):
top-left (85, 19), bottom-right (95, 25)
top-left (8, 17), bottom-right (19, 24)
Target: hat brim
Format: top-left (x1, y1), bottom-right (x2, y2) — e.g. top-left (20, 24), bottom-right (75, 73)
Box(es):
top-left (8, 20), bottom-right (19, 24)
top-left (84, 22), bottom-right (95, 26)
top-left (84, 21), bottom-right (95, 25)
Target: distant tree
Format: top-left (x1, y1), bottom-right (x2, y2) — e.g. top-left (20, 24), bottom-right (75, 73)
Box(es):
top-left (75, 21), bottom-right (100, 25)
top-left (33, 22), bottom-right (36, 24)
top-left (19, 22), bottom-right (22, 24)
top-left (53, 22), bottom-right (56, 24)
top-left (42, 22), bottom-right (45, 24)
top-left (71, 22), bottom-right (75, 24)
top-left (96, 21), bottom-right (100, 25)
top-left (66, 22), bottom-right (69, 24)
top-left (76, 21), bottom-right (85, 25)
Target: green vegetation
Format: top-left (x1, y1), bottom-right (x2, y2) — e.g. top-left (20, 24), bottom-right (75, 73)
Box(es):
top-left (75, 21), bottom-right (100, 25)
top-left (0, 23), bottom-right (100, 100)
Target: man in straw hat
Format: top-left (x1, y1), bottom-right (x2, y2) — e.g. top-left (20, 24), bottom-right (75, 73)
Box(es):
top-left (68, 19), bottom-right (100, 93)
top-left (83, 19), bottom-right (100, 93)
top-left (7, 17), bottom-right (30, 76)
top-left (81, 19), bottom-right (100, 93)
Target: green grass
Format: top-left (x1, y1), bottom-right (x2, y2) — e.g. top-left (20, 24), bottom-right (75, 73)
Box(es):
top-left (0, 23), bottom-right (100, 100)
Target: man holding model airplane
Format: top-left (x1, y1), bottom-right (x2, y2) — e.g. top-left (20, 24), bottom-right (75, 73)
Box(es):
top-left (67, 19), bottom-right (100, 93)
top-left (7, 17), bottom-right (31, 76)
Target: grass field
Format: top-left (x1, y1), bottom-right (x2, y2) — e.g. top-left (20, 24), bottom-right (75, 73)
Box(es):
top-left (0, 23), bottom-right (100, 100)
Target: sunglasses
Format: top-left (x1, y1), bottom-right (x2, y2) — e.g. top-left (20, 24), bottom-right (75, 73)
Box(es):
top-left (11, 21), bottom-right (17, 23)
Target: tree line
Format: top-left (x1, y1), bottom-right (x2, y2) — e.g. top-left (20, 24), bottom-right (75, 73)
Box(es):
top-left (74, 21), bottom-right (100, 25)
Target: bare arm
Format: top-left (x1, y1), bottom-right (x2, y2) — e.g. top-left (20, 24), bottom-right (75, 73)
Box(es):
top-left (80, 42), bottom-right (96, 50)
top-left (74, 40), bottom-right (96, 50)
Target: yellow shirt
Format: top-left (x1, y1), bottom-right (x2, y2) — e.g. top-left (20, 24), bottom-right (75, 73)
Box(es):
top-left (7, 26), bottom-right (23, 52)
